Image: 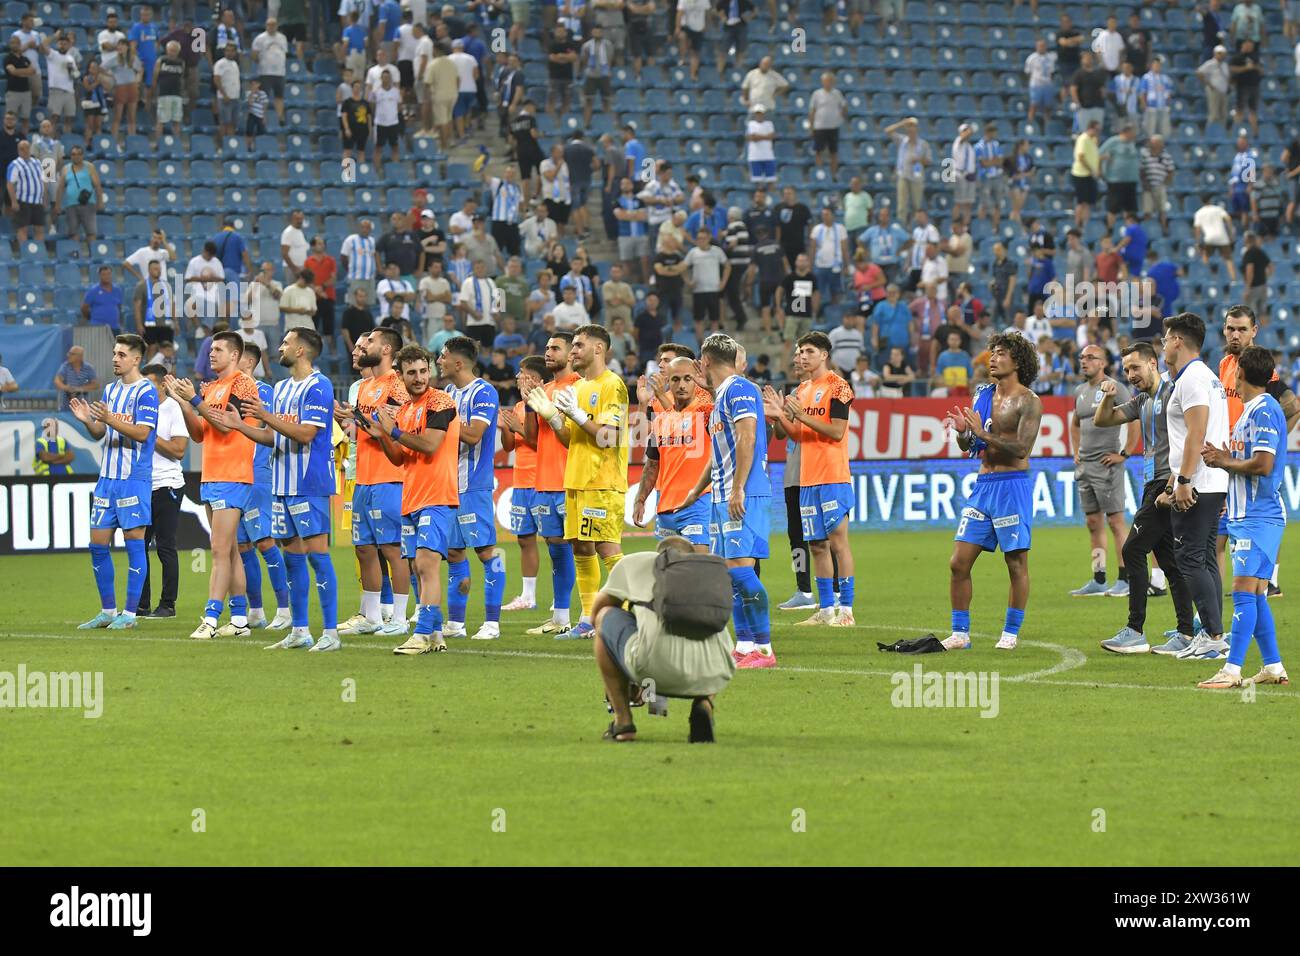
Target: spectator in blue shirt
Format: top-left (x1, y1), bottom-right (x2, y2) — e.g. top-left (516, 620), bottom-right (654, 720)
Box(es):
top-left (858, 207), bottom-right (909, 283)
top-left (1143, 246), bottom-right (1180, 315)
top-left (683, 192), bottom-right (728, 239)
top-left (933, 330), bottom-right (974, 396)
top-left (211, 218), bottom-right (253, 278)
top-left (493, 314), bottom-right (528, 370)
top-left (869, 283), bottom-right (913, 364)
top-left (622, 124), bottom-right (645, 181)
top-left (1116, 211), bottom-right (1148, 276)
top-left (81, 266), bottom-right (125, 332)
top-left (53, 346), bottom-right (100, 411)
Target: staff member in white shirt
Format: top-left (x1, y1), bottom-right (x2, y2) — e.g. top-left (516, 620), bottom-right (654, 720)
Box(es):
top-left (138, 364), bottom-right (189, 618)
top-left (1158, 311), bottom-right (1230, 658)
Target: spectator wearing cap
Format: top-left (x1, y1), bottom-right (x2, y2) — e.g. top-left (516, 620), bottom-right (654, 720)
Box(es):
top-left (884, 117), bottom-right (930, 224)
top-left (745, 104), bottom-right (777, 186)
top-left (1197, 45), bottom-right (1230, 131)
top-left (949, 123), bottom-right (977, 226)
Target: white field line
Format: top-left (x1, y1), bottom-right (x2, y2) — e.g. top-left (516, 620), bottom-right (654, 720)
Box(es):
top-left (9, 622), bottom-right (1297, 697)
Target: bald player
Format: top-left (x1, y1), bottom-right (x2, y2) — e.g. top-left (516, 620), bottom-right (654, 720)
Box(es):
top-left (634, 356), bottom-right (714, 551)
top-left (1217, 304), bottom-right (1300, 596)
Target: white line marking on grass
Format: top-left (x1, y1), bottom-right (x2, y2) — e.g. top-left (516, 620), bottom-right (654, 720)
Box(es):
top-left (12, 630), bottom-right (1297, 697)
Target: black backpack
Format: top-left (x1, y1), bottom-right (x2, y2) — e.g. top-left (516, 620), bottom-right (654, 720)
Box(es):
top-left (635, 549), bottom-right (733, 640)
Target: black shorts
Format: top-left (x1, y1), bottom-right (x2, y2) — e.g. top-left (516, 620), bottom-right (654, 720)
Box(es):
top-left (15, 202), bottom-right (45, 228)
top-left (758, 280), bottom-right (781, 309)
top-left (260, 75), bottom-right (285, 99)
top-left (282, 23), bottom-right (305, 43)
top-left (683, 28), bottom-right (705, 53)
top-left (545, 199), bottom-right (571, 224)
top-left (398, 60), bottom-right (415, 90)
top-left (1106, 180), bottom-right (1137, 215)
top-left (315, 297), bottom-right (336, 336)
top-left (1237, 84), bottom-right (1260, 112)
top-left (344, 124), bottom-right (370, 151)
top-left (1072, 174), bottom-right (1098, 205)
top-left (518, 149), bottom-right (544, 179)
top-left (245, 114), bottom-right (267, 137)
top-left (813, 128), bottom-right (839, 154)
top-left (692, 290), bottom-right (721, 324)
top-left (376, 123), bottom-right (401, 148)
top-left (142, 325), bottom-right (175, 346)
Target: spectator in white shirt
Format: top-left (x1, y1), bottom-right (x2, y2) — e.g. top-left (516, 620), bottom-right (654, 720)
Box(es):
top-left (920, 243), bottom-right (950, 305)
top-left (376, 261), bottom-right (416, 319)
top-left (369, 69), bottom-right (403, 173)
top-left (45, 32), bottom-right (79, 137)
top-left (280, 209), bottom-right (309, 280)
top-left (550, 282), bottom-right (590, 331)
top-left (520, 203), bottom-right (557, 259)
top-left (184, 240), bottom-right (228, 323)
top-left (251, 19), bottom-right (289, 124)
top-left (458, 259), bottom-right (499, 349)
top-left (1092, 15), bottom-right (1124, 74)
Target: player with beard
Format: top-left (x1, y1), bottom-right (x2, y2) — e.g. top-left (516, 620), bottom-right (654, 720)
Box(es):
top-left (1216, 304), bottom-right (1299, 597)
top-left (333, 328), bottom-right (412, 638)
top-left (941, 333), bottom-right (1043, 651)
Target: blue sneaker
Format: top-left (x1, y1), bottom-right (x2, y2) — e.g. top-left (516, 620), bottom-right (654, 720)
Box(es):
top-left (106, 613), bottom-right (138, 630)
top-left (1152, 632), bottom-right (1193, 656)
top-left (77, 611), bottom-right (116, 629)
top-left (1070, 579), bottom-right (1110, 596)
top-left (778, 591), bottom-right (817, 610)
top-left (1105, 580), bottom-right (1130, 598)
top-left (556, 621), bottom-right (594, 640)
top-left (1100, 626), bottom-right (1149, 654)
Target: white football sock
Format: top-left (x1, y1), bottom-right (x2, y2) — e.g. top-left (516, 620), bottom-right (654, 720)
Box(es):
top-left (361, 590), bottom-right (381, 623)
top-left (734, 640), bottom-right (755, 654)
top-left (1265, 662), bottom-right (1286, 675)
top-left (522, 576), bottom-right (537, 602)
top-left (1223, 662), bottom-right (1242, 676)
top-left (553, 607), bottom-right (571, 626)
top-left (1272, 564), bottom-right (1280, 586)
top-left (1150, 567), bottom-right (1167, 589)
top-left (392, 592), bottom-right (409, 619)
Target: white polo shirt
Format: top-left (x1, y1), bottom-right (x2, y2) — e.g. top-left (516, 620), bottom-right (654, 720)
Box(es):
top-left (152, 396), bottom-right (186, 491)
top-left (1167, 358), bottom-right (1229, 493)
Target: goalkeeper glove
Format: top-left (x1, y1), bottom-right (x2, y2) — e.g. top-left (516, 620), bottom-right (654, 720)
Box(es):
top-left (526, 386), bottom-right (558, 420)
top-left (554, 386), bottom-right (589, 426)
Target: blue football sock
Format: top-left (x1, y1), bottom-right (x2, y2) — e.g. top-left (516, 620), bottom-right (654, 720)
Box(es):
top-left (483, 552), bottom-right (505, 623)
top-left (284, 552), bottom-right (310, 628)
top-left (1003, 606), bottom-right (1025, 637)
top-left (548, 542), bottom-right (575, 611)
top-left (1228, 591), bottom-right (1257, 668)
top-left (951, 609), bottom-right (971, 635)
top-left (731, 566), bottom-right (770, 645)
top-left (261, 544), bottom-right (289, 607)
top-left (89, 543), bottom-right (116, 611)
top-left (1255, 592), bottom-right (1281, 665)
top-left (308, 551), bottom-right (339, 629)
top-left (416, 604), bottom-right (444, 636)
top-left (123, 538), bottom-right (147, 613)
top-left (730, 588), bottom-right (752, 642)
top-left (203, 598), bottom-right (224, 626)
top-left (838, 575), bottom-right (855, 609)
top-left (448, 558), bottom-right (470, 624)
top-left (815, 576), bottom-right (835, 610)
top-left (229, 594), bottom-right (248, 625)
top-left (240, 549), bottom-right (263, 611)
top-left (380, 568), bottom-right (393, 605)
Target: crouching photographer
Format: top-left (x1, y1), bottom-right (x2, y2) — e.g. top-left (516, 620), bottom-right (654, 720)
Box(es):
top-left (593, 536), bottom-right (737, 743)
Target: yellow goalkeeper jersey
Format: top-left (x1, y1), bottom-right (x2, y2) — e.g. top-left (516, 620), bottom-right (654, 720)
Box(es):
top-left (563, 369), bottom-right (629, 492)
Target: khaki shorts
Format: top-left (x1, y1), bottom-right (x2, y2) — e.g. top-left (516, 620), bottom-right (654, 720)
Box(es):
top-left (432, 96), bottom-right (455, 126)
top-left (48, 88), bottom-right (77, 118)
top-left (6, 89), bottom-right (31, 120)
top-left (157, 95), bottom-right (183, 123)
top-left (565, 488), bottom-right (625, 543)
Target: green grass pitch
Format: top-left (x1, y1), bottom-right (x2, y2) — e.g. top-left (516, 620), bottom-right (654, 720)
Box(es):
top-left (1, 526), bottom-right (1297, 866)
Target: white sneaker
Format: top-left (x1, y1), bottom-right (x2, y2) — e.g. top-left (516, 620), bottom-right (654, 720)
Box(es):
top-left (378, 619), bottom-right (409, 637)
top-left (247, 610), bottom-right (269, 629)
top-left (309, 634), bottom-right (342, 652)
top-left (501, 595), bottom-right (537, 611)
top-left (470, 622), bottom-right (500, 640)
top-left (443, 622), bottom-right (468, 639)
top-left (265, 632), bottom-right (314, 650)
top-left (190, 621), bottom-right (218, 640)
top-left (941, 633), bottom-right (971, 650)
top-left (829, 608), bottom-right (856, 627)
top-left (338, 616), bottom-right (381, 635)
top-left (215, 622), bottom-right (251, 638)
top-left (995, 634), bottom-right (1018, 650)
top-left (268, 608), bottom-right (294, 630)
top-left (382, 607), bottom-right (394, 624)
top-left (336, 612), bottom-right (368, 633)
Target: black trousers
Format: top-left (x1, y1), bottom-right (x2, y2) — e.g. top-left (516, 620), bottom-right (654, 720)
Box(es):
top-left (1124, 478), bottom-right (1196, 636)
top-left (491, 220), bottom-right (521, 258)
top-left (784, 484), bottom-right (837, 594)
top-left (139, 485), bottom-right (182, 610)
top-left (1169, 491), bottom-right (1226, 636)
top-left (723, 266), bottom-right (749, 329)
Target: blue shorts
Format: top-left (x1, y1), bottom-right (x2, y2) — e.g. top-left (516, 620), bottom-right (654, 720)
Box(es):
top-left (1228, 520), bottom-right (1285, 580)
top-left (403, 505), bottom-right (454, 559)
top-left (799, 482), bottom-right (855, 541)
top-left (273, 495), bottom-right (332, 540)
top-left (352, 482), bottom-right (404, 546)
top-left (655, 492), bottom-right (712, 547)
top-left (1230, 184), bottom-right (1250, 214)
top-left (509, 487), bottom-right (539, 536)
top-left (955, 470), bottom-right (1032, 553)
top-left (90, 477), bottom-right (152, 531)
top-left (710, 495), bottom-right (771, 560)
top-left (238, 483), bottom-right (274, 544)
top-left (1030, 83), bottom-right (1054, 107)
top-left (531, 489), bottom-right (567, 539)
top-left (201, 481), bottom-right (253, 514)
top-left (1218, 512), bottom-right (1230, 538)
top-left (750, 159), bottom-right (776, 180)
top-left (449, 488), bottom-right (497, 550)
top-left (454, 91), bottom-right (475, 118)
